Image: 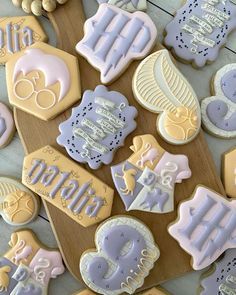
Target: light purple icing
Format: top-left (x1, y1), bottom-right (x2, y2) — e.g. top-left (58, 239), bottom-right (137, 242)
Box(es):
top-left (16, 284), bottom-right (42, 295)
top-left (87, 225), bottom-right (146, 291)
top-left (221, 69), bottom-right (236, 103)
top-left (57, 85), bottom-right (137, 170)
top-left (201, 249), bottom-right (236, 295)
top-left (164, 0), bottom-right (236, 67)
top-left (0, 117), bottom-right (6, 137)
top-left (140, 187), bottom-right (169, 211)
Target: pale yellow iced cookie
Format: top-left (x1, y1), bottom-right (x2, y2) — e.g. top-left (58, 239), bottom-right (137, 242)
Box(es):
top-left (6, 42), bottom-right (81, 121)
top-left (22, 145), bottom-right (114, 227)
top-left (0, 16), bottom-right (47, 65)
top-left (222, 146), bottom-right (236, 198)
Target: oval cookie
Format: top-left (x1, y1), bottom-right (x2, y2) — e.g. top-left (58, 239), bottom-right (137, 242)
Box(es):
top-left (0, 102), bottom-right (15, 149)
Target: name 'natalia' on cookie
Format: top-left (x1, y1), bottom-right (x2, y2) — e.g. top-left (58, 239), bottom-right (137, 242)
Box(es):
top-left (80, 216), bottom-right (160, 295)
top-left (164, 0), bottom-right (236, 68)
top-left (132, 49), bottom-right (201, 145)
top-left (168, 185), bottom-right (236, 270)
top-left (57, 85), bottom-right (138, 170)
top-left (76, 3), bottom-right (157, 84)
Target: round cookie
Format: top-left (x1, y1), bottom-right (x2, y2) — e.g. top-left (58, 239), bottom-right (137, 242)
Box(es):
top-left (0, 102), bottom-right (15, 149)
top-left (0, 177), bottom-right (40, 226)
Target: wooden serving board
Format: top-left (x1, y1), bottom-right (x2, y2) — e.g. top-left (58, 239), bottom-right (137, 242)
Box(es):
top-left (14, 0), bottom-right (225, 291)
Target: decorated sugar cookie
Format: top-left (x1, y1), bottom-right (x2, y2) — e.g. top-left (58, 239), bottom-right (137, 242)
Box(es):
top-left (22, 145), bottom-right (114, 227)
top-left (164, 0), bottom-right (236, 67)
top-left (57, 85), bottom-right (138, 169)
top-left (0, 177), bottom-right (39, 226)
top-left (6, 42), bottom-right (81, 121)
top-left (222, 147), bottom-right (236, 199)
top-left (168, 185), bottom-right (236, 270)
top-left (0, 229), bottom-right (65, 295)
top-left (76, 3), bottom-right (157, 84)
top-left (80, 216), bottom-right (160, 295)
top-left (0, 103), bottom-right (15, 149)
top-left (73, 290), bottom-right (96, 295)
top-left (200, 248), bottom-right (236, 295)
top-left (111, 134), bottom-right (191, 214)
top-left (0, 16), bottom-right (47, 65)
top-left (96, 0), bottom-right (147, 12)
top-left (133, 49), bottom-right (201, 145)
top-left (201, 64), bottom-right (236, 138)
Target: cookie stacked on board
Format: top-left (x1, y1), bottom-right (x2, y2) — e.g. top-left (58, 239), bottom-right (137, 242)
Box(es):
top-left (1, 0), bottom-right (236, 294)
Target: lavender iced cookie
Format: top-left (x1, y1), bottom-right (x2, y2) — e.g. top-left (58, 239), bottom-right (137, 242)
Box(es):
top-left (57, 85), bottom-right (137, 169)
top-left (164, 0), bottom-right (236, 67)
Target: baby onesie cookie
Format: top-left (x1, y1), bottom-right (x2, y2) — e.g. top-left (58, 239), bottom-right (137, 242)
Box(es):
top-left (0, 16), bottom-right (47, 65)
top-left (57, 85), bottom-right (138, 169)
top-left (22, 145), bottom-right (114, 227)
top-left (111, 134), bottom-right (191, 214)
top-left (0, 103), bottom-right (15, 149)
top-left (132, 49), bottom-right (201, 145)
top-left (164, 0), bottom-right (236, 67)
top-left (222, 147), bottom-right (236, 199)
top-left (96, 0), bottom-right (147, 12)
top-left (80, 216), bottom-right (160, 295)
top-left (0, 177), bottom-right (39, 226)
top-left (76, 3), bottom-right (157, 84)
top-left (168, 185), bottom-right (236, 270)
top-left (200, 248), bottom-right (236, 295)
top-left (201, 64), bottom-right (236, 138)
top-left (6, 42), bottom-right (81, 121)
top-left (0, 229), bottom-right (65, 295)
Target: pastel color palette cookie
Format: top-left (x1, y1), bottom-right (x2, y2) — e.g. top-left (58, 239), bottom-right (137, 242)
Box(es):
top-left (76, 3), bottom-right (157, 84)
top-left (132, 49), bottom-right (201, 145)
top-left (0, 102), bottom-right (15, 149)
top-left (57, 85), bottom-right (137, 169)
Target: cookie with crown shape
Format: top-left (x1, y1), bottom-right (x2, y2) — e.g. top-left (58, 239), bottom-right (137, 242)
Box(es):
top-left (6, 42), bottom-right (81, 121)
top-left (96, 0), bottom-right (147, 12)
top-left (164, 0), bottom-right (236, 67)
top-left (0, 102), bottom-right (15, 149)
top-left (80, 216), bottom-right (160, 295)
top-left (201, 63), bottom-right (236, 138)
top-left (0, 229), bottom-right (65, 295)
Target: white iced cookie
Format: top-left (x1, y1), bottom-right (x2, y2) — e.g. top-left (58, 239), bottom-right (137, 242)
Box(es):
top-left (132, 49), bottom-right (201, 145)
top-left (96, 0), bottom-right (147, 12)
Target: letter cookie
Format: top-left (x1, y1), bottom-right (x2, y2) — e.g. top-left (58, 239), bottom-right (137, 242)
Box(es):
top-left (223, 147), bottom-right (236, 199)
top-left (96, 0), bottom-right (147, 12)
top-left (132, 49), bottom-right (201, 145)
top-left (6, 42), bottom-right (81, 121)
top-left (22, 146), bottom-right (114, 227)
top-left (0, 16), bottom-right (47, 65)
top-left (57, 85), bottom-right (137, 169)
top-left (168, 185), bottom-right (236, 270)
top-left (111, 134), bottom-right (191, 213)
top-left (0, 177), bottom-right (39, 226)
top-left (0, 229), bottom-right (64, 294)
top-left (80, 216), bottom-right (160, 295)
top-left (201, 64), bottom-right (236, 138)
top-left (164, 0), bottom-right (236, 67)
top-left (0, 102), bottom-right (15, 149)
top-left (200, 248), bottom-right (236, 295)
top-left (76, 3), bottom-right (157, 84)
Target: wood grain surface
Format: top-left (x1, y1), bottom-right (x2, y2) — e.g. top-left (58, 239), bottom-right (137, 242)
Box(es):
top-left (14, 0), bottom-right (226, 291)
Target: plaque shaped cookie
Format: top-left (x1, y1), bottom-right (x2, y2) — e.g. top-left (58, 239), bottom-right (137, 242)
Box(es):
top-left (6, 42), bottom-right (81, 121)
top-left (0, 177), bottom-right (39, 226)
top-left (80, 216), bottom-right (160, 295)
top-left (96, 0), bottom-right (147, 12)
top-left (164, 0), bottom-right (236, 67)
top-left (201, 64), bottom-right (236, 138)
top-left (0, 229), bottom-right (65, 295)
top-left (76, 3), bottom-right (157, 84)
top-left (111, 134), bottom-right (191, 214)
top-left (133, 49), bottom-right (201, 145)
top-left (168, 185), bottom-right (236, 270)
top-left (0, 102), bottom-right (15, 149)
top-left (0, 16), bottom-right (47, 65)
top-left (22, 146), bottom-right (114, 227)
top-left (57, 85), bottom-right (138, 169)
top-left (223, 147), bottom-right (236, 199)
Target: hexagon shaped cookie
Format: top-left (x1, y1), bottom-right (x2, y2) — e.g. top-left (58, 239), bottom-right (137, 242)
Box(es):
top-left (0, 16), bottom-right (48, 65)
top-left (223, 147), bottom-right (236, 198)
top-left (6, 42), bottom-right (81, 121)
top-left (22, 145), bottom-right (114, 227)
